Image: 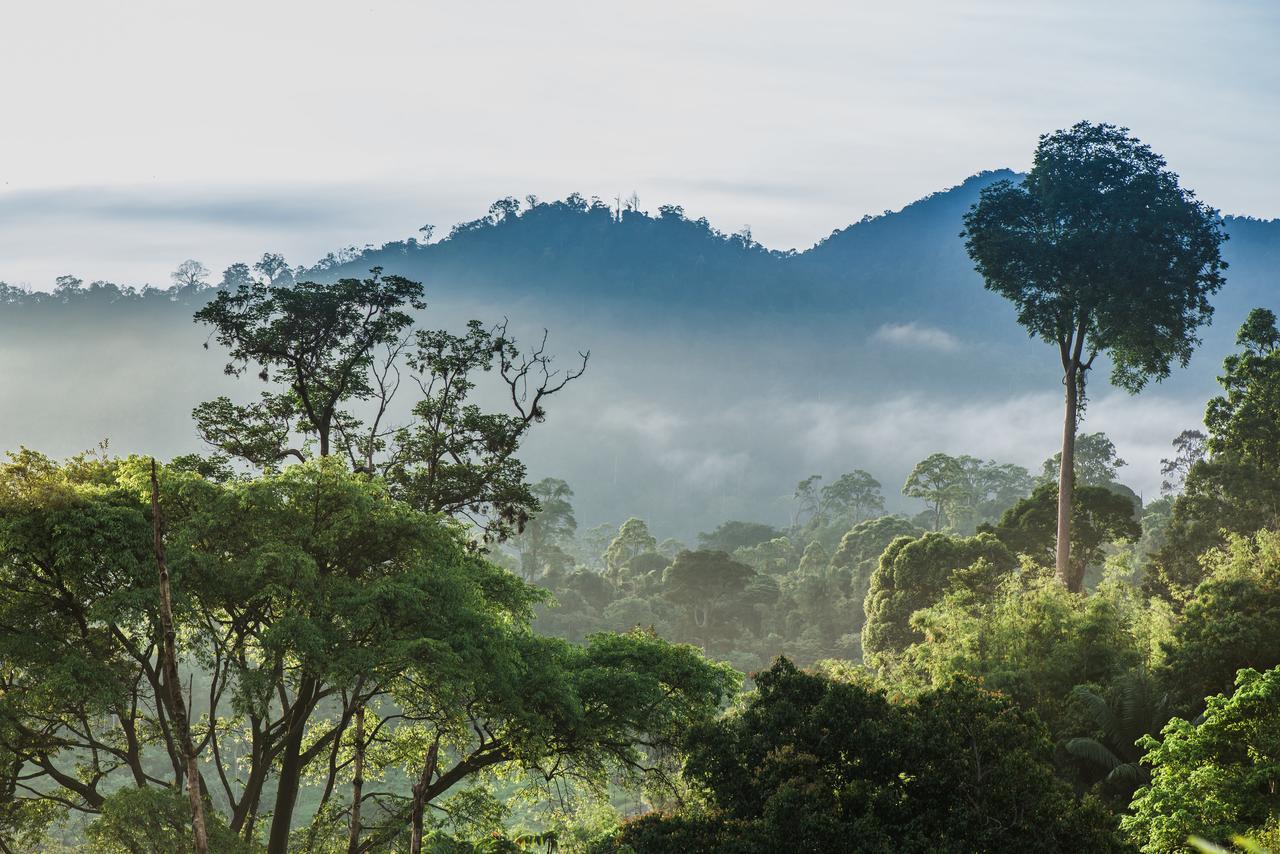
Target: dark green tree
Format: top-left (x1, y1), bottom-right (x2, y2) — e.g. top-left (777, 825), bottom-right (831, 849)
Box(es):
top-left (194, 271), bottom-right (586, 540)
top-left (598, 659), bottom-right (1125, 853)
top-left (193, 268), bottom-right (424, 462)
top-left (964, 121), bottom-right (1226, 589)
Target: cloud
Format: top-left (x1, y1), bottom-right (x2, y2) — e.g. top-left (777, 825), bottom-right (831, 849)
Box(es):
top-left (768, 389), bottom-right (1203, 501)
top-left (567, 383), bottom-right (1172, 528)
top-left (871, 322), bottom-right (963, 353)
top-left (597, 403), bottom-right (686, 445)
top-left (0, 186), bottom-right (353, 228)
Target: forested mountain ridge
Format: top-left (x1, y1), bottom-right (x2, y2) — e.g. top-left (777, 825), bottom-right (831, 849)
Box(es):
top-left (303, 172), bottom-right (1022, 322)
top-left (306, 168), bottom-right (1278, 337)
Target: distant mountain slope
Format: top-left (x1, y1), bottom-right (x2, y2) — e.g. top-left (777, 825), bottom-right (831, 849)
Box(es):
top-left (310, 169), bottom-right (1276, 352)
top-left (307, 173), bottom-right (1023, 322)
top-left (1, 171), bottom-right (1276, 537)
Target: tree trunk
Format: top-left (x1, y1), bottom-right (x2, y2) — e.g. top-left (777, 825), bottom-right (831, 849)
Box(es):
top-left (1056, 368), bottom-right (1078, 590)
top-left (267, 675), bottom-right (317, 854)
top-left (230, 725), bottom-right (268, 834)
top-left (151, 461), bottom-right (209, 854)
top-left (346, 703), bottom-right (366, 854)
top-left (409, 738), bottom-right (440, 854)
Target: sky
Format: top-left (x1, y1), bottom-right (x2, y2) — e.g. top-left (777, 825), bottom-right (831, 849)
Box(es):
top-left (1, 0), bottom-right (1277, 288)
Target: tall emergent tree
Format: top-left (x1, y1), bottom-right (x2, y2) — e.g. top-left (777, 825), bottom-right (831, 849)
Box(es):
top-left (963, 121), bottom-right (1226, 590)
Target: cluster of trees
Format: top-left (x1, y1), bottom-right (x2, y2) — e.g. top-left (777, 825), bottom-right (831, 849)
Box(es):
top-left (516, 431), bottom-right (1140, 678)
top-left (6, 120), bottom-right (1280, 853)
top-left (0, 270), bottom-right (737, 853)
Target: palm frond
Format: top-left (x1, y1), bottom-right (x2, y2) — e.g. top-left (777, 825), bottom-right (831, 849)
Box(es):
top-left (1069, 685), bottom-right (1117, 737)
top-left (1065, 736), bottom-right (1122, 772)
top-left (1105, 761), bottom-right (1146, 787)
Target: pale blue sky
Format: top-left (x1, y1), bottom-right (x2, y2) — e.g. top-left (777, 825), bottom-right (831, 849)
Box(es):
top-left (1, 0), bottom-right (1276, 286)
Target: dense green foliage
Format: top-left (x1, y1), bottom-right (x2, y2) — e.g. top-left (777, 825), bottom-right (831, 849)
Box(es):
top-left (597, 659), bottom-right (1125, 853)
top-left (0, 453), bottom-right (736, 852)
top-left (1148, 310), bottom-right (1280, 602)
top-left (1159, 532), bottom-right (1280, 717)
top-left (861, 531), bottom-right (1015, 666)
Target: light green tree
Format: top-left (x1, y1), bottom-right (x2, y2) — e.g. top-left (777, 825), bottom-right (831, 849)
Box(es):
top-left (605, 518), bottom-right (658, 583)
top-left (1124, 667), bottom-right (1280, 853)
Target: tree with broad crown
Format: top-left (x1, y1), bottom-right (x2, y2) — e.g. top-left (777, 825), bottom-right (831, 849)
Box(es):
top-left (820, 469), bottom-right (885, 524)
top-left (193, 268), bottom-right (586, 540)
top-left (902, 453), bottom-right (966, 531)
top-left (605, 518), bottom-right (658, 584)
top-left (193, 267), bottom-right (425, 462)
top-left (192, 269), bottom-right (585, 852)
top-left (861, 530), bottom-right (1015, 667)
top-left (1040, 431), bottom-right (1127, 488)
top-left (170, 259), bottom-right (210, 290)
top-left (662, 549), bottom-right (757, 644)
top-left (963, 121), bottom-right (1227, 590)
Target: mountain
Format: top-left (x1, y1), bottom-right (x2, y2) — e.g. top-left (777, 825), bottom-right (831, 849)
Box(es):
top-left (1, 172), bottom-right (1277, 538)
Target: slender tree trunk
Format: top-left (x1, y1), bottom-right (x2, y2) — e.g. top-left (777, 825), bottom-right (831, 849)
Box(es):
top-left (409, 737), bottom-right (440, 854)
top-left (231, 726), bottom-right (268, 834)
top-left (151, 461), bottom-right (210, 854)
top-left (1056, 367), bottom-right (1078, 590)
top-left (267, 675), bottom-right (318, 854)
top-left (346, 703), bottom-right (366, 854)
